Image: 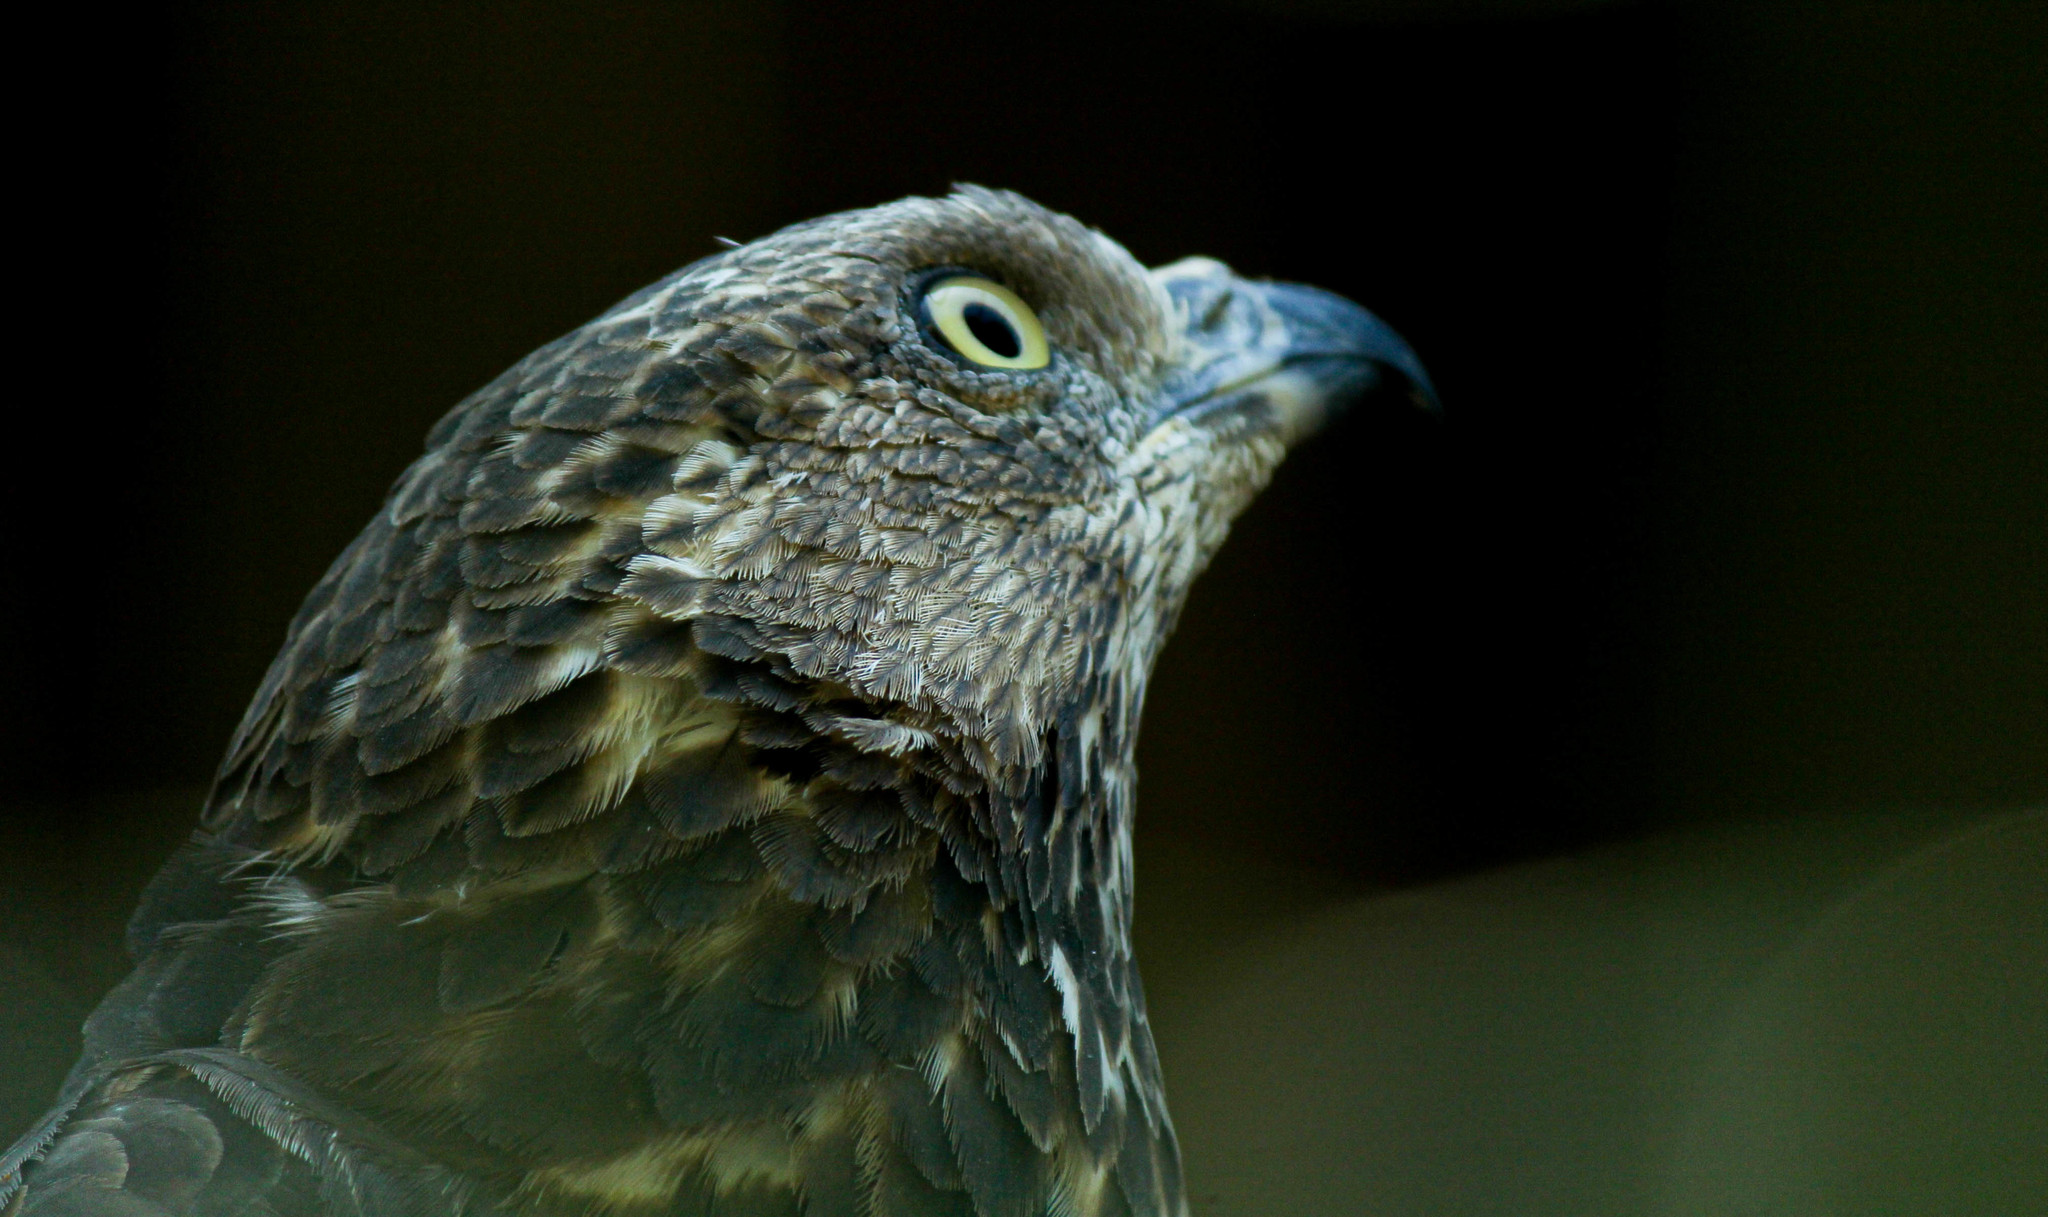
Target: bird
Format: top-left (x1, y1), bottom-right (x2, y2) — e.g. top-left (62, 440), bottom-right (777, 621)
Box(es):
top-left (2, 187), bottom-right (1431, 1217)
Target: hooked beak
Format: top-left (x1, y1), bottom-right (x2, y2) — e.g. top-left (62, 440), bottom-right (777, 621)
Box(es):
top-left (1149, 257), bottom-right (1436, 444)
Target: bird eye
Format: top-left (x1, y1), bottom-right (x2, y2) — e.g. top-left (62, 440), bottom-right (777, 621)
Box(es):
top-left (920, 276), bottom-right (1050, 370)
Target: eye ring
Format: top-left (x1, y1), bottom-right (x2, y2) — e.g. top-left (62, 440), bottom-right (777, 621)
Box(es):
top-left (920, 276), bottom-right (1050, 370)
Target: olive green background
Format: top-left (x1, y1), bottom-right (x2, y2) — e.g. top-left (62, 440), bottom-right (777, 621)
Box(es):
top-left (4, 1), bottom-right (2043, 1212)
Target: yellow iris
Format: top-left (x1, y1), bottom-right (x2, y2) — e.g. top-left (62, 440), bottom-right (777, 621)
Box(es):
top-left (923, 276), bottom-right (1050, 370)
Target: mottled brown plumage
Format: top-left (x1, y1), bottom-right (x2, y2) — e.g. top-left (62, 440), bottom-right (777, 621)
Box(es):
top-left (4, 188), bottom-right (1429, 1216)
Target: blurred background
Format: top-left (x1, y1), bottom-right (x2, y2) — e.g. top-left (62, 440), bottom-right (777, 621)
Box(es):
top-left (4, 0), bottom-right (2043, 1212)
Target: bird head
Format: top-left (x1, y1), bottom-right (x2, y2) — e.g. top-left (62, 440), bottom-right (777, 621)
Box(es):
top-left (601, 187), bottom-right (1432, 790)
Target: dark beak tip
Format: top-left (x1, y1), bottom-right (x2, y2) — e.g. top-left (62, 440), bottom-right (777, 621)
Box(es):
top-left (1402, 371), bottom-right (1444, 417)
top-left (1261, 281), bottom-right (1439, 416)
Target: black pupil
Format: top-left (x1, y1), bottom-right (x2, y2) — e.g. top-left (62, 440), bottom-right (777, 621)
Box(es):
top-left (962, 302), bottom-right (1022, 359)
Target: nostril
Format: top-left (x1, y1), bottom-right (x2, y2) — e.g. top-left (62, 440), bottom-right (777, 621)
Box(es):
top-left (1198, 290), bottom-right (1235, 333)
top-left (1165, 279), bottom-right (1254, 342)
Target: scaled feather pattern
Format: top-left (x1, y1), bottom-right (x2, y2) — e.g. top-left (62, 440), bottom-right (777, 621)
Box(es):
top-left (3, 189), bottom-right (1429, 1217)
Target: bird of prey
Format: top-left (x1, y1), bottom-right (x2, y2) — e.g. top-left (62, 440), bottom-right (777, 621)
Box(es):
top-left (3, 188), bottom-right (1430, 1217)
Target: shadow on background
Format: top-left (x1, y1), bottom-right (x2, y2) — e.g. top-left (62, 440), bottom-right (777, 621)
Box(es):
top-left (5, 0), bottom-right (2043, 1211)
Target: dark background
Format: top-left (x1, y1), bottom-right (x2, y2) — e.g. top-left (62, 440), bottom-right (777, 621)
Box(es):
top-left (5, 1), bottom-right (2044, 1213)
